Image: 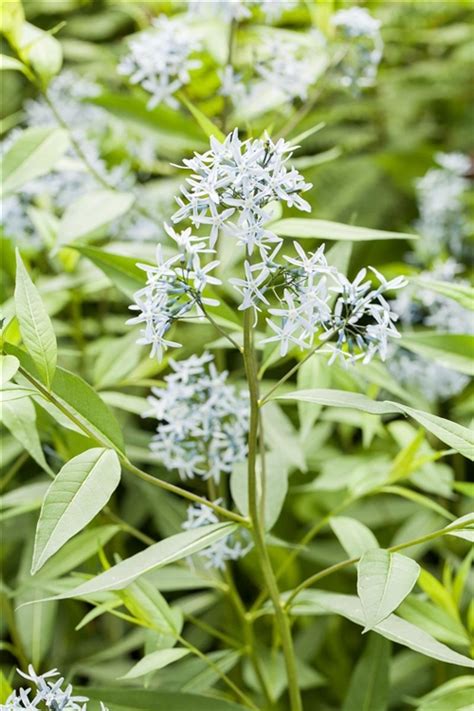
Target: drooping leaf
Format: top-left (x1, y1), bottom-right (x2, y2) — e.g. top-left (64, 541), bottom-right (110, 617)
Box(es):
top-left (120, 648), bottom-right (190, 680)
top-left (48, 523), bottom-right (237, 599)
top-left (289, 590), bottom-right (474, 667)
top-left (14, 251), bottom-right (57, 389)
top-left (271, 218), bottom-right (416, 241)
top-left (330, 516), bottom-right (379, 558)
top-left (357, 549), bottom-right (420, 631)
top-left (341, 634), bottom-right (390, 711)
top-left (58, 190), bottom-right (135, 245)
top-left (31, 448), bottom-right (121, 573)
top-left (0, 396), bottom-right (53, 475)
top-left (276, 389), bottom-right (474, 460)
top-left (1, 127), bottom-right (69, 195)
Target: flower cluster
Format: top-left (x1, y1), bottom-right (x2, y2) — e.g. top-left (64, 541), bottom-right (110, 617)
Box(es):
top-left (129, 131), bottom-right (406, 365)
top-left (415, 152), bottom-right (470, 257)
top-left (256, 33), bottom-right (325, 101)
top-left (183, 499), bottom-right (252, 569)
top-left (145, 353), bottom-right (249, 481)
top-left (172, 129), bottom-right (311, 256)
top-left (118, 16), bottom-right (201, 110)
top-left (387, 349), bottom-right (469, 403)
top-left (332, 7), bottom-right (383, 89)
top-left (5, 666), bottom-right (108, 711)
top-left (188, 0), bottom-right (296, 23)
top-left (127, 224), bottom-right (221, 359)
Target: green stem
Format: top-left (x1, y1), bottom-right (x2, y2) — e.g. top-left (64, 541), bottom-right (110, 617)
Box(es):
top-left (17, 365), bottom-right (248, 526)
top-left (243, 310), bottom-right (302, 711)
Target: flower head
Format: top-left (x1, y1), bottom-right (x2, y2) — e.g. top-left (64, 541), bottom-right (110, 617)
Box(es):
top-left (332, 7), bottom-right (383, 89)
top-left (146, 353), bottom-right (249, 481)
top-left (183, 499), bottom-right (252, 569)
top-left (5, 665), bottom-right (108, 710)
top-left (118, 16), bottom-right (201, 109)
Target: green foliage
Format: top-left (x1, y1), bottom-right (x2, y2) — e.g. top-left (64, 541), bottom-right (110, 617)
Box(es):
top-left (1, 1), bottom-right (473, 709)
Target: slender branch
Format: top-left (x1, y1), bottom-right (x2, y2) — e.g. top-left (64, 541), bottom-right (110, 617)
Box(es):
top-left (201, 302), bottom-right (244, 353)
top-left (103, 507), bottom-right (155, 547)
top-left (243, 310), bottom-right (302, 711)
top-left (284, 520), bottom-right (473, 609)
top-left (259, 342), bottom-right (325, 406)
top-left (17, 365), bottom-right (249, 526)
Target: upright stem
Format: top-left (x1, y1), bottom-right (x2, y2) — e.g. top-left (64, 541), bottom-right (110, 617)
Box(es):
top-left (243, 310), bottom-right (302, 711)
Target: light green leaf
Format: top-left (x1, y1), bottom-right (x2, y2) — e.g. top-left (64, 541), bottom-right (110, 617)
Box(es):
top-left (414, 277), bottom-right (474, 312)
top-left (73, 244), bottom-right (146, 298)
top-left (16, 21), bottom-right (62, 84)
top-left (120, 648), bottom-right (190, 680)
top-left (177, 92), bottom-right (225, 142)
top-left (0, 355), bottom-right (19, 384)
top-left (330, 516), bottom-right (379, 558)
top-left (0, 396), bottom-right (53, 475)
top-left (297, 357), bottom-right (331, 438)
top-left (271, 218), bottom-right (416, 241)
top-left (49, 523), bottom-right (236, 599)
top-left (276, 389), bottom-right (474, 460)
top-left (0, 53), bottom-right (32, 78)
top-left (58, 190), bottom-right (135, 245)
top-left (14, 251), bottom-right (57, 389)
top-left (32, 448), bottom-right (121, 574)
top-left (1, 127), bottom-right (69, 195)
top-left (401, 333), bottom-right (474, 375)
top-left (230, 452), bottom-right (289, 531)
top-left (357, 550), bottom-right (420, 631)
top-left (0, 384), bottom-right (37, 402)
top-left (81, 688), bottom-right (247, 711)
top-left (341, 634), bottom-right (389, 711)
top-left (289, 590), bottom-right (474, 667)
top-left (444, 513), bottom-right (474, 543)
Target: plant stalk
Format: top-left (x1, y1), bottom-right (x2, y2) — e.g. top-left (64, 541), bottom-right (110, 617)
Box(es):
top-left (243, 310), bottom-right (302, 711)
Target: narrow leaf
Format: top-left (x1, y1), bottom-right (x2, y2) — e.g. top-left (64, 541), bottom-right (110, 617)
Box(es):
top-left (120, 648), bottom-right (189, 680)
top-left (341, 634), bottom-right (389, 711)
top-left (32, 448), bottom-right (121, 573)
top-left (58, 190), bottom-right (135, 245)
top-left (331, 517), bottom-right (379, 558)
top-left (14, 251), bottom-right (57, 389)
top-left (357, 550), bottom-right (420, 631)
top-left (271, 218), bottom-right (416, 241)
top-left (1, 127), bottom-right (69, 194)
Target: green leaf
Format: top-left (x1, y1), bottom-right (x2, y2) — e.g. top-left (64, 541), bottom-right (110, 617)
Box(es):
top-left (120, 648), bottom-right (190, 680)
top-left (357, 550), bottom-right (420, 631)
top-left (80, 688), bottom-right (247, 711)
top-left (14, 251), bottom-right (57, 389)
top-left (330, 516), bottom-right (379, 558)
top-left (177, 92), bottom-right (225, 142)
top-left (414, 277), bottom-right (474, 311)
top-left (58, 190), bottom-right (135, 245)
top-left (0, 355), bottom-right (19, 384)
top-left (289, 590), bottom-right (474, 667)
top-left (230, 452), bottom-right (289, 531)
top-left (0, 53), bottom-right (32, 78)
top-left (401, 333), bottom-right (474, 375)
top-left (31, 448), bottom-right (121, 574)
top-left (271, 218), bottom-right (416, 241)
top-left (49, 523), bottom-right (237, 599)
top-left (276, 389), bottom-right (474, 460)
top-left (1, 127), bottom-right (69, 195)
top-left (297, 356), bottom-right (331, 438)
top-left (16, 21), bottom-right (62, 84)
top-left (73, 244), bottom-right (146, 298)
top-left (341, 634), bottom-right (389, 711)
top-left (0, 396), bottom-right (53, 475)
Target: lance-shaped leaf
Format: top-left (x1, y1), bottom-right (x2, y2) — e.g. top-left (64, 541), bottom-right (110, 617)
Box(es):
top-left (271, 218), bottom-right (416, 241)
top-left (120, 648), bottom-right (190, 680)
top-left (58, 189), bottom-right (135, 245)
top-left (276, 389), bottom-right (474, 460)
top-left (331, 517), bottom-right (379, 558)
top-left (14, 251), bottom-right (57, 389)
top-left (32, 448), bottom-right (121, 574)
top-left (48, 523), bottom-right (236, 600)
top-left (357, 549), bottom-right (420, 631)
top-left (1, 127), bottom-right (69, 195)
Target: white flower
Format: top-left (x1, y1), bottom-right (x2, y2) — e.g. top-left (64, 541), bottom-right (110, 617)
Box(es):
top-left (146, 353), bottom-right (249, 481)
top-left (5, 665), bottom-right (108, 710)
top-left (219, 65), bottom-right (248, 105)
top-left (415, 153), bottom-right (470, 256)
top-left (321, 268), bottom-right (407, 366)
top-left (332, 7), bottom-right (383, 89)
top-left (118, 15), bottom-right (201, 109)
top-left (387, 348), bottom-right (469, 402)
top-left (188, 0), bottom-right (251, 22)
top-left (256, 34), bottom-right (321, 101)
top-left (172, 129), bottom-right (311, 258)
top-left (183, 499), bottom-right (252, 569)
